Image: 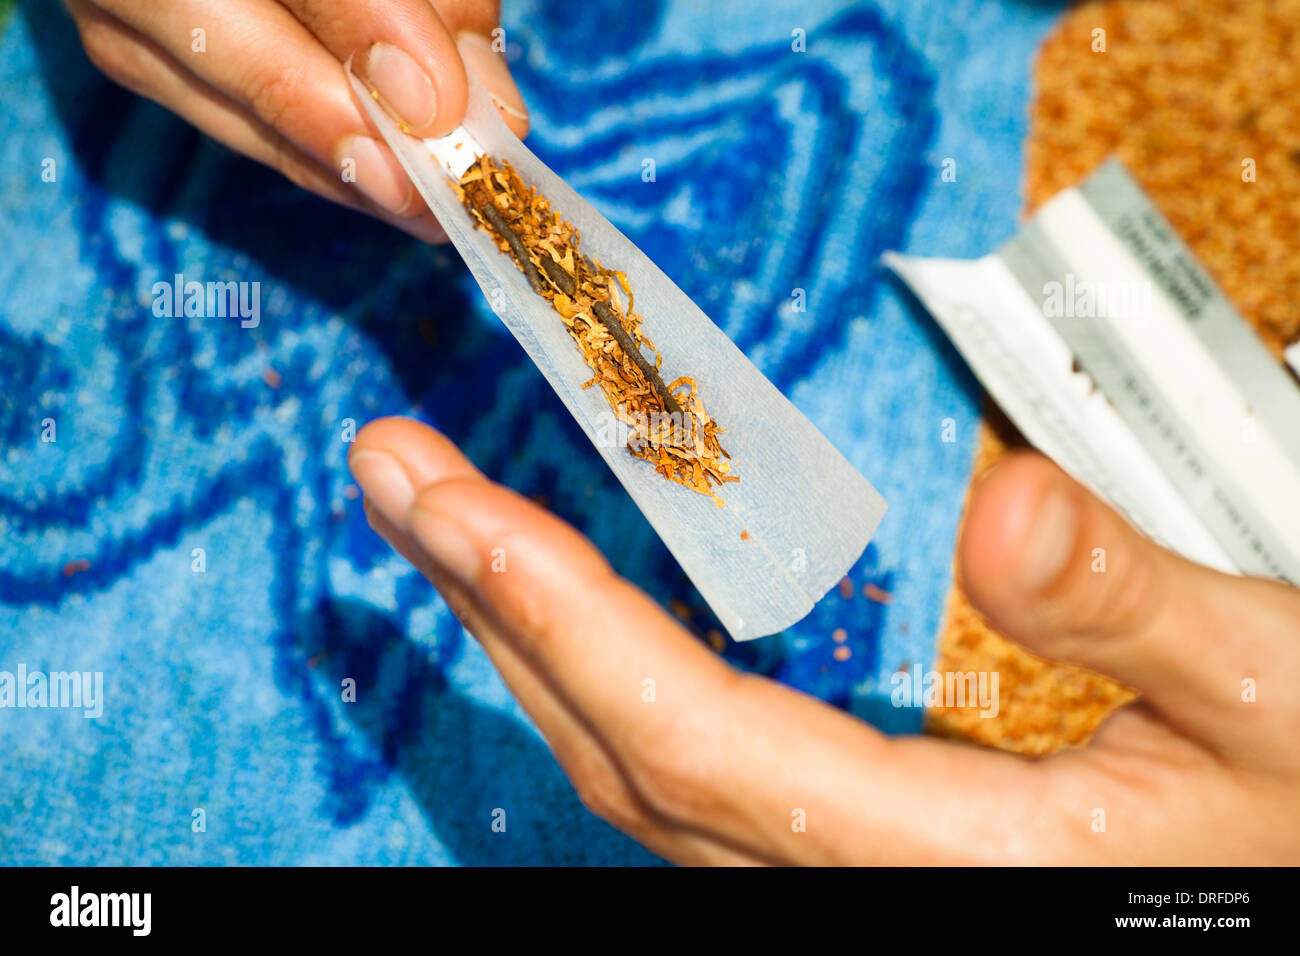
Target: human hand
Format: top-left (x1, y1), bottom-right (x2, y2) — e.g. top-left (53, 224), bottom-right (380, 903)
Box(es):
top-left (66, 0), bottom-right (529, 243)
top-left (348, 417), bottom-right (1300, 864)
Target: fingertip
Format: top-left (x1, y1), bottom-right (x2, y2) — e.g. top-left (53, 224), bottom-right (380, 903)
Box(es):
top-left (363, 42), bottom-right (441, 131)
top-left (352, 415), bottom-right (435, 458)
top-left (408, 476), bottom-right (490, 585)
top-left (357, 18), bottom-right (468, 139)
top-left (958, 452), bottom-right (1078, 611)
top-left (409, 474), bottom-right (552, 545)
top-left (407, 473), bottom-right (618, 598)
top-left (959, 449), bottom-right (1180, 663)
top-left (455, 32), bottom-right (529, 137)
top-left (352, 417), bottom-right (482, 487)
top-left (499, 109), bottom-right (530, 141)
top-left (333, 134), bottom-right (414, 216)
top-left (410, 473), bottom-right (613, 588)
top-left (409, 473), bottom-right (497, 522)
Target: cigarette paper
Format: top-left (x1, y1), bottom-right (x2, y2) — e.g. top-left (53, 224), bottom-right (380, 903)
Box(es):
top-left (347, 62), bottom-right (887, 639)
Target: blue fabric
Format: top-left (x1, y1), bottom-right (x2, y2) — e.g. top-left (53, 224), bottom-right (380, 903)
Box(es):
top-left (0, 0), bottom-right (1063, 864)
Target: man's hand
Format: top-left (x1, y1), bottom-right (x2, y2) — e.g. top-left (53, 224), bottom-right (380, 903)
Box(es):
top-left (66, 0), bottom-right (529, 243)
top-left (349, 417), bottom-right (1300, 864)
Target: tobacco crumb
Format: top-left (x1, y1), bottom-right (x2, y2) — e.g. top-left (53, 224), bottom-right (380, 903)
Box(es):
top-left (706, 629), bottom-right (727, 653)
top-left (838, 575), bottom-right (854, 600)
top-left (62, 559), bottom-right (91, 578)
top-left (831, 627), bottom-right (848, 644)
top-left (262, 367), bottom-right (282, 389)
top-left (454, 154), bottom-right (738, 504)
top-left (668, 598), bottom-right (693, 622)
top-left (833, 646), bottom-right (852, 662)
top-left (862, 583), bottom-right (893, 605)
top-left (739, 529), bottom-right (749, 540)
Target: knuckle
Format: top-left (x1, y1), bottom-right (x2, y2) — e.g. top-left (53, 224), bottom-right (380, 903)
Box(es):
top-left (565, 754), bottom-right (641, 833)
top-left (77, 21), bottom-right (131, 86)
top-left (507, 574), bottom-right (574, 649)
top-left (632, 739), bottom-right (724, 822)
top-left (1062, 540), bottom-right (1162, 648)
top-left (287, 5), bottom-right (347, 44)
top-left (242, 62), bottom-right (311, 134)
top-left (492, 546), bottom-right (613, 652)
top-left (1105, 549), bottom-right (1163, 632)
top-left (410, 481), bottom-right (442, 514)
top-left (622, 678), bottom-right (740, 822)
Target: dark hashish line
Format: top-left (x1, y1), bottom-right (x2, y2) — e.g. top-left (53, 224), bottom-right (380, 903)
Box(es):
top-left (473, 196), bottom-right (683, 416)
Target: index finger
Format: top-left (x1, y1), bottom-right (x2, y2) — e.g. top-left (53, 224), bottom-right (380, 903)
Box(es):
top-left (394, 435), bottom-right (1070, 864)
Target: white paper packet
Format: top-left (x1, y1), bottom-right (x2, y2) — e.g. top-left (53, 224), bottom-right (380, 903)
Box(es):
top-left (886, 160), bottom-right (1300, 586)
top-left (347, 64), bottom-right (887, 640)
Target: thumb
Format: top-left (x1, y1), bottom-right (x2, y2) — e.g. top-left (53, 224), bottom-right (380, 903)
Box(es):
top-left (959, 452), bottom-right (1300, 766)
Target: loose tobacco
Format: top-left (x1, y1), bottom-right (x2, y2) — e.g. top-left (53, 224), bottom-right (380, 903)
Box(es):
top-left (454, 154), bottom-right (738, 504)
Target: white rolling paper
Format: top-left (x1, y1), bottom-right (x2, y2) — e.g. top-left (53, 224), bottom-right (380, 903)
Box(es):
top-left (347, 62), bottom-right (887, 640)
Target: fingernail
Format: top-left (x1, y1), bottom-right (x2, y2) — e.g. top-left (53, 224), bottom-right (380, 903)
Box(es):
top-left (408, 506), bottom-right (482, 585)
top-left (1016, 490), bottom-right (1078, 594)
top-left (456, 32), bottom-right (529, 122)
top-left (365, 42), bottom-right (439, 129)
top-left (336, 136), bottom-right (412, 215)
top-left (349, 450), bottom-right (415, 530)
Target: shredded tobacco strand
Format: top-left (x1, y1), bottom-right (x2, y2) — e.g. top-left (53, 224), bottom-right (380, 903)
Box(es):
top-left (453, 154), bottom-right (738, 505)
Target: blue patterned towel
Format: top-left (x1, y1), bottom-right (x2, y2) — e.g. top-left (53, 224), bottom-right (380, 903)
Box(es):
top-left (0, 0), bottom-right (1062, 864)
